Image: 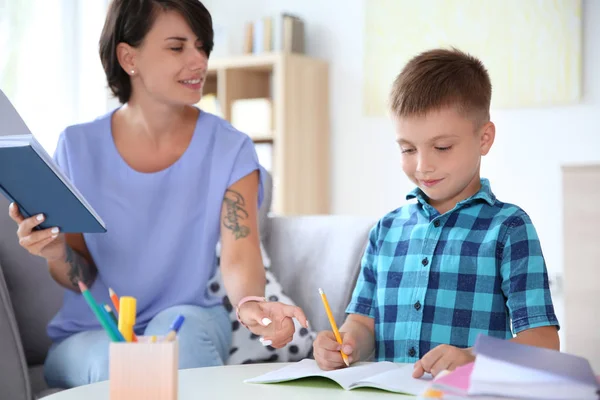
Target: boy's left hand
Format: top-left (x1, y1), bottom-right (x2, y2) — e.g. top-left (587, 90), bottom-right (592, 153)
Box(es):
top-left (238, 300), bottom-right (308, 348)
top-left (412, 344), bottom-right (475, 378)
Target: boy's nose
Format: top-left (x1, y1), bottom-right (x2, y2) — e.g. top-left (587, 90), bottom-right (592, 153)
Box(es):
top-left (416, 155), bottom-right (435, 173)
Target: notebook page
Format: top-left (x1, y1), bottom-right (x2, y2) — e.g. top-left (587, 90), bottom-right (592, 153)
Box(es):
top-left (351, 364), bottom-right (431, 395)
top-left (245, 359), bottom-right (399, 390)
top-left (469, 380), bottom-right (599, 400)
top-left (323, 361), bottom-right (400, 389)
top-left (472, 354), bottom-right (579, 384)
top-left (474, 334), bottom-right (597, 386)
top-left (245, 359), bottom-right (322, 384)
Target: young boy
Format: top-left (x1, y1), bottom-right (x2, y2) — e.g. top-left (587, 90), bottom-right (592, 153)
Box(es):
top-left (313, 48), bottom-right (560, 378)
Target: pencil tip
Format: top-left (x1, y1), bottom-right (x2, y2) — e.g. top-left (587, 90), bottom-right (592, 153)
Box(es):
top-left (104, 304), bottom-right (111, 311)
top-left (318, 288), bottom-right (324, 295)
top-left (77, 280), bottom-right (87, 292)
top-left (108, 288), bottom-right (115, 296)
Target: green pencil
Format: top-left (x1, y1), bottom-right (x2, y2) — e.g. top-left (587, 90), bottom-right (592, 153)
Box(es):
top-left (78, 281), bottom-right (123, 342)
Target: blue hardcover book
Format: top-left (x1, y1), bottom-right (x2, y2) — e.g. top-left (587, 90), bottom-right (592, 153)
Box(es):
top-left (0, 89), bottom-right (106, 233)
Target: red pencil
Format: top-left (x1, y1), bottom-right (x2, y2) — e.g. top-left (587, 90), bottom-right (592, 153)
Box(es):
top-left (108, 288), bottom-right (119, 313)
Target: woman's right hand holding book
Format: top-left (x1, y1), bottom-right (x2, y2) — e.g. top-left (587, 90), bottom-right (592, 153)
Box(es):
top-left (8, 202), bottom-right (66, 262)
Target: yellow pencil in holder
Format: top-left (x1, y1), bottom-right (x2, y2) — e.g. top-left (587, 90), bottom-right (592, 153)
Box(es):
top-left (109, 337), bottom-right (178, 400)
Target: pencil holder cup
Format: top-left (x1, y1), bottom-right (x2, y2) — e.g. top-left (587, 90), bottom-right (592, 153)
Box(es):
top-left (109, 337), bottom-right (178, 400)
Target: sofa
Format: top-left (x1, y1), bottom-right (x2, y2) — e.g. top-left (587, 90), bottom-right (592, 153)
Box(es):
top-left (0, 172), bottom-right (376, 399)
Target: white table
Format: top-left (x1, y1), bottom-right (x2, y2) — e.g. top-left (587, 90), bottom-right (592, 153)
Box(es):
top-left (44, 362), bottom-right (420, 399)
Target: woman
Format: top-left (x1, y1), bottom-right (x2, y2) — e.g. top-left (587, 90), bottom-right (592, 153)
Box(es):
top-left (8, 0), bottom-right (307, 389)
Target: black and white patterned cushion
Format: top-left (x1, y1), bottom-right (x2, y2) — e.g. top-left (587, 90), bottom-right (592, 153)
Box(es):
top-left (207, 245), bottom-right (316, 364)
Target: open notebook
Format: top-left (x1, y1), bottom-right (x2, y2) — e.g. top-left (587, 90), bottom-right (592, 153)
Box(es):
top-left (245, 358), bottom-right (432, 395)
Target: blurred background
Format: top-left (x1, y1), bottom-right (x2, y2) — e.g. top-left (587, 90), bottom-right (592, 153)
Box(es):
top-left (1, 0), bottom-right (598, 369)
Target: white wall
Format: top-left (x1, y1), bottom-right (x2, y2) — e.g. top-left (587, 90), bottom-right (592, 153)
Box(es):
top-left (1, 0), bottom-right (109, 154)
top-left (206, 0), bottom-right (600, 350)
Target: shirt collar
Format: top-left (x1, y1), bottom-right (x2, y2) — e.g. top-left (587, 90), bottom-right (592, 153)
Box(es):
top-left (406, 178), bottom-right (496, 208)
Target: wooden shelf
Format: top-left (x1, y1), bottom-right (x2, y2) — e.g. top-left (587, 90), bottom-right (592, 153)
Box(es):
top-left (203, 52), bottom-right (330, 215)
top-left (207, 52), bottom-right (282, 71)
top-left (249, 135), bottom-right (274, 143)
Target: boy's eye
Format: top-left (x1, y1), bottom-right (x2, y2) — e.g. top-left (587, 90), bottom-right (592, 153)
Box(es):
top-left (435, 146), bottom-right (452, 151)
top-left (401, 148), bottom-right (415, 154)
top-left (170, 47), bottom-right (183, 52)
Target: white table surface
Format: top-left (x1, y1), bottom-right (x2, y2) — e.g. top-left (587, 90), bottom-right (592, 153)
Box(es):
top-left (44, 362), bottom-right (425, 399)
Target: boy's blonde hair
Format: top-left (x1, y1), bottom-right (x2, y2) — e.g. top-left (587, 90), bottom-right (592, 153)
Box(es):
top-left (390, 48), bottom-right (492, 126)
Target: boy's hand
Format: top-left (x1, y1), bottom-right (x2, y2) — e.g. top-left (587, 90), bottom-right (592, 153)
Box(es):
top-left (313, 330), bottom-right (356, 370)
top-left (412, 344), bottom-right (475, 378)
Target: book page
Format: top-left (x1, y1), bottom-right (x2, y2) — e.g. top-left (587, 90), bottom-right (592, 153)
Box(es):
top-left (469, 380), bottom-right (598, 400)
top-left (474, 334), bottom-right (597, 386)
top-left (245, 359), bottom-right (400, 390)
top-left (323, 361), bottom-right (401, 389)
top-left (351, 364), bottom-right (431, 395)
top-left (0, 136), bottom-right (29, 148)
top-left (472, 354), bottom-right (578, 384)
top-left (244, 359), bottom-right (328, 385)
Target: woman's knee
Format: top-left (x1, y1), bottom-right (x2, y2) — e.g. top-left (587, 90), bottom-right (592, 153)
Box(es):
top-left (44, 330), bottom-right (110, 388)
top-left (145, 305), bottom-right (230, 338)
top-left (144, 305), bottom-right (232, 367)
top-left (85, 353), bottom-right (110, 384)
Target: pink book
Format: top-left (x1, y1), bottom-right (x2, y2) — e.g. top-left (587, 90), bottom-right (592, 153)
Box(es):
top-left (430, 362), bottom-right (474, 396)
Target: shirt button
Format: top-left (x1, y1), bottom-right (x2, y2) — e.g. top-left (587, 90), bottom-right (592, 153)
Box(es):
top-left (414, 301), bottom-right (421, 311)
top-left (421, 257), bottom-right (429, 266)
top-left (434, 220), bottom-right (440, 228)
top-left (408, 347), bottom-right (416, 357)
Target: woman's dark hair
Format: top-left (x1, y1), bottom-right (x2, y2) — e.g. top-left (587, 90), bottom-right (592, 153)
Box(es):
top-left (99, 0), bottom-right (213, 103)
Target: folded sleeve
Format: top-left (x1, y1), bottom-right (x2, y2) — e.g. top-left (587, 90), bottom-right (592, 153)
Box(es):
top-left (227, 135), bottom-right (265, 209)
top-left (499, 213), bottom-right (560, 334)
top-left (346, 221), bottom-right (380, 318)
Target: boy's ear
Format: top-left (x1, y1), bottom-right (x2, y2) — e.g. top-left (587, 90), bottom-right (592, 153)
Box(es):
top-left (479, 121), bottom-right (495, 156)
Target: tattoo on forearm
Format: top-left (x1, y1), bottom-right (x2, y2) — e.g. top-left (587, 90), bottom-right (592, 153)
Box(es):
top-left (223, 189), bottom-right (250, 240)
top-left (65, 244), bottom-right (96, 288)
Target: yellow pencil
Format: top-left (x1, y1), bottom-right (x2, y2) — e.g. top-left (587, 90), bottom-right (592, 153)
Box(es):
top-left (318, 288), bottom-right (350, 367)
top-left (422, 388), bottom-right (444, 398)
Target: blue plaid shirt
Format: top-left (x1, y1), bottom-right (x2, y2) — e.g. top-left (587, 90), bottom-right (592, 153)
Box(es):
top-left (346, 178), bottom-right (559, 362)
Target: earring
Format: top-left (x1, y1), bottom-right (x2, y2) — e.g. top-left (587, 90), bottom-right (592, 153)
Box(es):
top-left (130, 70), bottom-right (135, 75)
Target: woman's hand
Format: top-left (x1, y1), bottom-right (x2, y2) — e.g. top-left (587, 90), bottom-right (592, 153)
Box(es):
top-left (238, 300), bottom-right (308, 348)
top-left (8, 202), bottom-right (66, 262)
